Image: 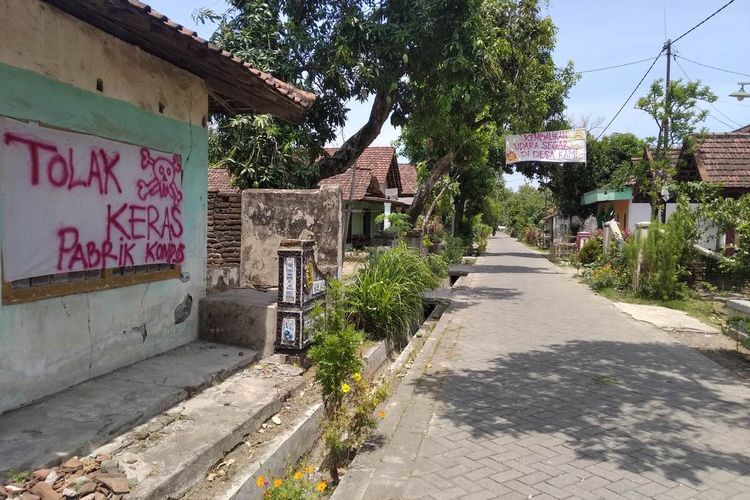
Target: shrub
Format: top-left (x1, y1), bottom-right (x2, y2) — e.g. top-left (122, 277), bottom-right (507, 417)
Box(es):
top-left (426, 253), bottom-right (449, 279)
top-left (307, 280), bottom-right (388, 484)
top-left (628, 200), bottom-right (698, 300)
top-left (347, 244), bottom-right (439, 345)
top-left (321, 372), bottom-right (388, 483)
top-left (578, 237), bottom-right (603, 265)
top-left (443, 236), bottom-right (466, 264)
top-left (520, 226), bottom-right (542, 247)
top-left (375, 212), bottom-right (411, 237)
top-left (308, 280), bottom-right (364, 410)
top-left (583, 263), bottom-right (627, 291)
top-left (470, 215), bottom-right (492, 254)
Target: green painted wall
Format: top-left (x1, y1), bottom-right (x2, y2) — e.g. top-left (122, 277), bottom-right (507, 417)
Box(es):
top-left (0, 62), bottom-right (209, 413)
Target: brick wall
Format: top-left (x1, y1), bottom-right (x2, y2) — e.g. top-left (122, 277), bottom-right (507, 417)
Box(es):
top-left (207, 192), bottom-right (241, 292)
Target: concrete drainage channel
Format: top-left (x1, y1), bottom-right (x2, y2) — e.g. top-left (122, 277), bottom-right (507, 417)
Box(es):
top-left (177, 298), bottom-right (452, 500)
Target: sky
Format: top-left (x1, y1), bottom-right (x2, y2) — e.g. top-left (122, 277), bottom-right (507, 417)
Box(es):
top-left (149, 0), bottom-right (750, 189)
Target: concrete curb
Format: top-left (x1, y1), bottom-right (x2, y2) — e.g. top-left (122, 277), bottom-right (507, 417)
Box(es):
top-left (212, 299), bottom-right (452, 500)
top-left (220, 403), bottom-right (325, 500)
top-left (127, 373), bottom-right (307, 500)
top-left (723, 325), bottom-right (750, 346)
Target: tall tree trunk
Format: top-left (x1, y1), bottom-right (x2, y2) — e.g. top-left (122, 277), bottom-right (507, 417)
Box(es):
top-left (421, 175), bottom-right (457, 238)
top-left (407, 151), bottom-right (455, 224)
top-left (315, 89), bottom-right (394, 179)
top-left (454, 192), bottom-right (467, 235)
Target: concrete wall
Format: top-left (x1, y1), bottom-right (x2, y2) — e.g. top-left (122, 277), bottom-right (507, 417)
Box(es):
top-left (240, 188), bottom-right (342, 288)
top-left (207, 192), bottom-right (242, 293)
top-left (0, 0), bottom-right (209, 413)
top-left (0, 0), bottom-right (207, 125)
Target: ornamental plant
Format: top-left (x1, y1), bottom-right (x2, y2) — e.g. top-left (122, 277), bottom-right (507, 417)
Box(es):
top-left (255, 466), bottom-right (327, 500)
top-left (307, 280), bottom-right (390, 485)
top-left (627, 198), bottom-right (698, 300)
top-left (347, 244), bottom-right (439, 345)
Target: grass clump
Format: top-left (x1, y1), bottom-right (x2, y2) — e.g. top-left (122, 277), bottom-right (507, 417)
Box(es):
top-left (347, 244), bottom-right (439, 346)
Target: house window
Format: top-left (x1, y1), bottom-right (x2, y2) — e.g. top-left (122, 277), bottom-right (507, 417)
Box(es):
top-left (3, 264), bottom-right (180, 304)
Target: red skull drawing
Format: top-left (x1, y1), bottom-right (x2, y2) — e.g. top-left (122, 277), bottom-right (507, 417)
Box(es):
top-left (137, 148), bottom-right (183, 207)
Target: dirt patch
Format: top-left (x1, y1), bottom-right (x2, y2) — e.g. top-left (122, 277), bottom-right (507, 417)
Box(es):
top-left (665, 329), bottom-right (750, 380)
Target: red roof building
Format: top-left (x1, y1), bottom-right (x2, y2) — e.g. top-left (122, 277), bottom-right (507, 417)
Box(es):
top-left (208, 168), bottom-right (239, 193)
top-left (319, 147), bottom-right (403, 201)
top-left (675, 132), bottom-right (750, 195)
top-left (398, 163), bottom-right (418, 196)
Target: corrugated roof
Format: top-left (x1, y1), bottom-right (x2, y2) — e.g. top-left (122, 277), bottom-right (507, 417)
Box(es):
top-left (41, 0), bottom-right (315, 122)
top-left (693, 133), bottom-right (750, 187)
top-left (207, 168), bottom-right (238, 193)
top-left (398, 163), bottom-right (417, 195)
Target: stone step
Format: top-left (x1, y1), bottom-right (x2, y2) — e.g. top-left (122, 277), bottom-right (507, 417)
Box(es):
top-left (96, 357), bottom-right (306, 499)
top-left (0, 341), bottom-right (259, 479)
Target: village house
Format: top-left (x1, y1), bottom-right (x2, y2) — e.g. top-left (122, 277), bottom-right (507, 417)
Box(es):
top-left (398, 162), bottom-right (418, 206)
top-left (581, 131), bottom-right (750, 250)
top-left (318, 146), bottom-right (407, 246)
top-left (0, 0), bottom-right (313, 414)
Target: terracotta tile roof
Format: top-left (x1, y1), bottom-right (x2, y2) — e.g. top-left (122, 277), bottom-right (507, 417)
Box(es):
top-left (207, 168), bottom-right (239, 193)
top-left (398, 163), bottom-right (417, 195)
top-left (42, 0), bottom-right (315, 122)
top-left (693, 133), bottom-right (750, 188)
top-left (323, 147), bottom-right (400, 191)
top-left (318, 167), bottom-right (384, 201)
top-left (733, 124), bottom-right (750, 133)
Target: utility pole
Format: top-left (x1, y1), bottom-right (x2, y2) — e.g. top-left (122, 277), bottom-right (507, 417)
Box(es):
top-left (660, 39), bottom-right (672, 224)
top-left (662, 39), bottom-right (672, 153)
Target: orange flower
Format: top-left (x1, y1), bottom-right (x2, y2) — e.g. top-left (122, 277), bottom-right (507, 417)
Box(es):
top-left (293, 471), bottom-right (304, 480)
top-left (379, 410), bottom-right (386, 419)
top-left (273, 478), bottom-right (283, 487)
top-left (256, 475), bottom-right (268, 488)
top-left (316, 481), bottom-right (327, 492)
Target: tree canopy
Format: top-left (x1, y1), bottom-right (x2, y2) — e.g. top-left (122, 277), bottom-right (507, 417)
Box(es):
top-left (398, 0), bottom-right (576, 225)
top-left (199, 0), bottom-right (576, 200)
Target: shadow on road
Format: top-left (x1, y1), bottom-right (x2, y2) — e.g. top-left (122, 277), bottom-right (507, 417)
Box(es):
top-left (413, 339), bottom-right (750, 486)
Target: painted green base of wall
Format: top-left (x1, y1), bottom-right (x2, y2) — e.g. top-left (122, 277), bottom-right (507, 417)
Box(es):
top-left (0, 62), bottom-right (209, 414)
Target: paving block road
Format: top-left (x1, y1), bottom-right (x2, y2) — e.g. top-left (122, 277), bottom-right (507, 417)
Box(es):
top-left (335, 234), bottom-right (750, 500)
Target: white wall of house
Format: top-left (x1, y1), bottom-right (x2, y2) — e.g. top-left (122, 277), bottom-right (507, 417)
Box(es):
top-left (628, 201), bottom-right (719, 250)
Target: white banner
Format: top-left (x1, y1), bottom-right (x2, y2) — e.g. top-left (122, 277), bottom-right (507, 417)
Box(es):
top-left (505, 129), bottom-right (586, 164)
top-left (1, 118), bottom-right (185, 282)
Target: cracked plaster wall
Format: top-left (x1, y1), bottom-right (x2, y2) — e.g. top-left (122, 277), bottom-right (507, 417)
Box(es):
top-left (0, 0), bottom-right (208, 414)
top-left (240, 188), bottom-right (343, 288)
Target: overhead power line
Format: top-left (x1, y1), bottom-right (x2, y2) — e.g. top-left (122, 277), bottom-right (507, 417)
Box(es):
top-left (672, 56), bottom-right (743, 128)
top-left (674, 54), bottom-right (750, 78)
top-left (671, 0), bottom-right (736, 44)
top-left (596, 50), bottom-right (665, 140)
top-left (578, 56), bottom-right (656, 74)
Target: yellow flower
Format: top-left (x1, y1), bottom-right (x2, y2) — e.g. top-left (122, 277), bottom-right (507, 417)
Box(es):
top-left (293, 471), bottom-right (304, 481)
top-left (273, 478), bottom-right (283, 488)
top-left (304, 465), bottom-right (314, 475)
top-left (316, 481), bottom-right (327, 492)
top-left (352, 372), bottom-right (362, 382)
top-left (256, 475), bottom-right (268, 488)
top-left (379, 410), bottom-right (386, 420)
top-left (341, 383), bottom-right (351, 394)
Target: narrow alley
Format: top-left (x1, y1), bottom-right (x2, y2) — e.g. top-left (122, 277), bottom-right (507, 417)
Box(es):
top-left (335, 235), bottom-right (750, 500)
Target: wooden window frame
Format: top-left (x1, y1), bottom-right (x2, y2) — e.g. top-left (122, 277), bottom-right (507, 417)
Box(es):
top-left (2, 265), bottom-right (181, 305)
